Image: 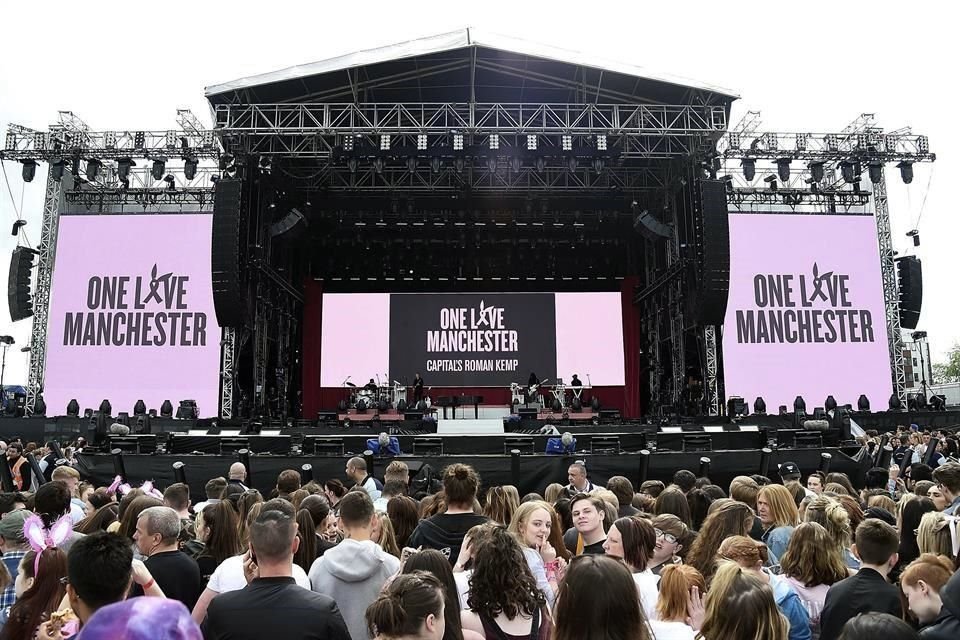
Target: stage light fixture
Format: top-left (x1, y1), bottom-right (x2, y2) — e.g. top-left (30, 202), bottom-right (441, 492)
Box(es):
top-left (930, 394), bottom-right (946, 411)
top-left (183, 156), bottom-right (198, 180)
top-left (741, 158), bottom-right (756, 181)
top-left (839, 161), bottom-right (857, 183)
top-left (596, 134), bottom-right (607, 151)
top-left (907, 229), bottom-right (920, 247)
top-left (406, 157), bottom-right (417, 173)
top-left (430, 157), bottom-right (441, 173)
top-left (134, 131), bottom-right (145, 148)
top-left (526, 134), bottom-right (537, 150)
top-left (793, 395), bottom-right (806, 414)
top-left (342, 136), bottom-right (354, 151)
top-left (561, 134), bottom-right (572, 151)
top-left (218, 153), bottom-right (234, 171)
top-left (486, 157), bottom-right (497, 172)
top-left (535, 157), bottom-right (546, 173)
top-left (151, 158), bottom-right (166, 181)
top-left (417, 134), bottom-right (427, 150)
top-left (454, 157), bottom-right (465, 173)
top-left (116, 157), bottom-right (134, 180)
top-left (20, 160), bottom-right (37, 183)
top-left (568, 157), bottom-right (577, 172)
top-left (489, 134), bottom-right (499, 150)
top-left (807, 161), bottom-right (824, 183)
top-left (163, 174), bottom-right (176, 191)
top-left (373, 157), bottom-right (384, 174)
top-left (857, 394), bottom-right (870, 412)
top-left (66, 399), bottom-right (80, 417)
top-left (511, 157), bottom-right (522, 173)
top-left (795, 132), bottom-right (809, 151)
top-left (776, 158), bottom-right (791, 182)
top-left (379, 134), bottom-right (391, 151)
top-left (50, 159), bottom-right (65, 181)
top-left (723, 175), bottom-right (734, 193)
top-left (85, 159), bottom-right (102, 182)
top-left (753, 397), bottom-right (767, 414)
top-left (453, 133), bottom-right (464, 150)
top-left (347, 157), bottom-right (358, 173)
top-left (824, 395), bottom-right (837, 411)
top-left (867, 161), bottom-right (883, 184)
top-left (592, 158), bottom-right (604, 173)
top-left (898, 161), bottom-right (914, 184)
top-left (888, 393), bottom-right (903, 411)
top-left (763, 174), bottom-right (778, 191)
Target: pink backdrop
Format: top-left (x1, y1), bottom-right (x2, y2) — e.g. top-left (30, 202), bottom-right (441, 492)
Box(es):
top-left (44, 214), bottom-right (222, 416)
top-left (722, 213), bottom-right (892, 410)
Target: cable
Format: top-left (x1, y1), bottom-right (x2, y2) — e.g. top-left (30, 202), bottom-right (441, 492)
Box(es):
top-left (0, 159), bottom-right (33, 249)
top-left (912, 163), bottom-right (935, 232)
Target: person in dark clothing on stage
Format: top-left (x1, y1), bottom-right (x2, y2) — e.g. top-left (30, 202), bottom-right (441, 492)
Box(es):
top-left (528, 372), bottom-right (539, 388)
top-left (819, 518), bottom-right (902, 640)
top-left (570, 374), bottom-right (582, 388)
top-left (364, 378), bottom-right (378, 392)
top-left (413, 373), bottom-right (424, 403)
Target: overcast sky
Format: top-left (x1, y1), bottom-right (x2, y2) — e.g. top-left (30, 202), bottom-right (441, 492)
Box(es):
top-left (0, 1), bottom-right (955, 389)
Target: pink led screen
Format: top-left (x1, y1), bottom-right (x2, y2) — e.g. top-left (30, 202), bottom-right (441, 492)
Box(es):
top-left (722, 213), bottom-right (892, 410)
top-left (320, 292), bottom-right (625, 387)
top-left (44, 214), bottom-right (222, 416)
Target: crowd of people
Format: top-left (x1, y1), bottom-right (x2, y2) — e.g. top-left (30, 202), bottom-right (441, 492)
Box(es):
top-left (0, 429), bottom-right (954, 639)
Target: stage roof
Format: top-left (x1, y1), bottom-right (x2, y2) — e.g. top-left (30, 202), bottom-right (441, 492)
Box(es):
top-left (205, 28), bottom-right (739, 106)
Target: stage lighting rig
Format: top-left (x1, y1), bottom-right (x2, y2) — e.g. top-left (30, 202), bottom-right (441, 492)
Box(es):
top-left (898, 161), bottom-right (914, 184)
top-left (839, 161), bottom-right (857, 184)
top-left (868, 161), bottom-right (883, 183)
top-left (526, 134), bottom-right (537, 150)
top-left (807, 161), bottom-right (824, 182)
top-left (596, 135), bottom-right (607, 151)
top-left (562, 134), bottom-right (572, 151)
top-left (740, 158), bottom-right (756, 181)
top-left (452, 133), bottom-right (464, 150)
top-left (775, 157), bottom-right (791, 182)
top-left (417, 134), bottom-right (427, 150)
top-left (488, 134), bottom-right (499, 150)
top-left (763, 174), bottom-right (778, 191)
top-left (151, 157), bottom-right (166, 181)
top-left (906, 229), bottom-right (920, 247)
top-left (183, 155), bottom-right (198, 180)
top-left (20, 160), bottom-right (37, 182)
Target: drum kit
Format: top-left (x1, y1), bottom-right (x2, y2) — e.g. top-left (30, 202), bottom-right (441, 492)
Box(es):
top-left (341, 376), bottom-right (421, 412)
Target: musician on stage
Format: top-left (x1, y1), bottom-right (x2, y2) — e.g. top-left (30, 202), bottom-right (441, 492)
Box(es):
top-left (412, 373), bottom-right (424, 403)
top-left (525, 372), bottom-right (540, 404)
top-left (570, 374), bottom-right (582, 388)
top-left (528, 372), bottom-right (539, 388)
top-left (364, 378), bottom-right (378, 393)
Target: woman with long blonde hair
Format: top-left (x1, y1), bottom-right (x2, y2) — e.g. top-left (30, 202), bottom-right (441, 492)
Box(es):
top-left (695, 561), bottom-right (790, 640)
top-left (508, 501), bottom-right (563, 607)
top-left (757, 484), bottom-right (799, 563)
top-left (916, 511), bottom-right (956, 558)
top-left (777, 522), bottom-right (849, 637)
top-left (803, 495), bottom-right (858, 569)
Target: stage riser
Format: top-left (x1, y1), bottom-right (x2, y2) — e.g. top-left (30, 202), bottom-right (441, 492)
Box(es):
top-left (76, 448), bottom-right (865, 500)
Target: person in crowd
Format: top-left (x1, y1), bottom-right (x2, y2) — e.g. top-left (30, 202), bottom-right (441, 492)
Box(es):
top-left (591, 489), bottom-right (620, 526)
top-left (194, 502), bottom-right (241, 583)
top-left (671, 470), bottom-right (697, 495)
top-left (779, 462), bottom-right (815, 500)
top-left (324, 480), bottom-right (348, 514)
top-left (483, 486), bottom-right (520, 525)
top-left (543, 483), bottom-right (565, 504)
top-left (693, 561), bottom-right (789, 640)
top-left (898, 496), bottom-right (938, 569)
top-left (408, 464), bottom-right (488, 564)
top-left (640, 480), bottom-right (666, 499)
top-left (227, 462), bottom-right (249, 492)
top-left (310, 490), bottom-right (400, 640)
top-left (72, 598), bottom-right (203, 640)
top-left (401, 550), bottom-right (483, 640)
top-left (807, 472), bottom-right (826, 495)
top-left (607, 476), bottom-right (640, 518)
top-left (686, 488), bottom-right (714, 531)
top-left (162, 482), bottom-right (193, 524)
top-left (235, 489), bottom-right (263, 548)
top-left (50, 466), bottom-right (86, 523)
top-left (654, 487), bottom-right (693, 529)
top-left (825, 473), bottom-right (857, 497)
top-left (298, 494), bottom-right (337, 558)
top-left (931, 463), bottom-right (960, 515)
top-left (0, 510), bottom-right (31, 611)
top-left (372, 511), bottom-right (401, 558)
top-left (718, 536), bottom-right (810, 640)
top-left (275, 469), bottom-right (302, 501)
top-left (461, 525), bottom-right (550, 640)
top-left (222, 484), bottom-right (246, 511)
top-left (552, 555), bottom-right (649, 640)
top-left (74, 504), bottom-right (119, 535)
top-left (927, 484), bottom-right (950, 512)
top-left (778, 522), bottom-right (850, 636)
top-left (900, 553), bottom-right (960, 638)
top-left (84, 489), bottom-right (113, 518)
top-left (6, 444), bottom-right (31, 491)
top-left (649, 564), bottom-right (704, 640)
top-left (346, 457), bottom-right (382, 501)
top-left (389, 496), bottom-right (420, 549)
top-left (916, 511), bottom-right (957, 558)
top-left (564, 461), bottom-right (595, 495)
top-left (34, 482), bottom-right (85, 553)
top-left (366, 572), bottom-right (446, 640)
top-left (0, 545), bottom-right (67, 639)
top-left (374, 460), bottom-right (410, 512)
top-left (201, 498), bottom-right (350, 640)
top-left (193, 477), bottom-right (227, 514)
top-left (602, 515), bottom-right (658, 620)
top-left (508, 501), bottom-right (562, 607)
top-left (562, 493), bottom-right (607, 556)
top-left (131, 506), bottom-right (203, 609)
top-left (804, 495), bottom-right (859, 570)
top-left (836, 613), bottom-right (920, 640)
top-left (37, 442), bottom-right (58, 482)
top-left (819, 519), bottom-right (903, 640)
top-left (648, 514), bottom-right (690, 575)
top-left (686, 500), bottom-right (753, 583)
top-left (758, 484), bottom-right (799, 562)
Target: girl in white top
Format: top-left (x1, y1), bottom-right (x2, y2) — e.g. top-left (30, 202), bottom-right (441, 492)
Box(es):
top-left (647, 564), bottom-right (705, 640)
top-left (507, 501), bottom-right (568, 608)
top-left (602, 515), bottom-right (660, 620)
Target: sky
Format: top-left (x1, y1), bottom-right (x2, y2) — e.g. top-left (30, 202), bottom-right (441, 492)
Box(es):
top-left (0, 0), bottom-right (956, 388)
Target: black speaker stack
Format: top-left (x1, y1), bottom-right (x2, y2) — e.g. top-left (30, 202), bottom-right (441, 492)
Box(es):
top-left (692, 179), bottom-right (730, 325)
top-left (211, 179), bottom-right (245, 326)
top-left (896, 255), bottom-right (922, 329)
top-left (8, 246), bottom-right (37, 322)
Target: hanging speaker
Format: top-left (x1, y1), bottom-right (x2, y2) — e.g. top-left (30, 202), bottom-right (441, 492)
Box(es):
top-left (691, 179), bottom-right (730, 325)
top-left (896, 255), bottom-right (922, 330)
top-left (8, 246), bottom-right (36, 322)
top-left (211, 179), bottom-right (245, 327)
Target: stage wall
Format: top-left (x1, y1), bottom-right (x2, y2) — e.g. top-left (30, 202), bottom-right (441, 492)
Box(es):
top-left (43, 213), bottom-right (222, 417)
top-left (722, 213), bottom-right (893, 410)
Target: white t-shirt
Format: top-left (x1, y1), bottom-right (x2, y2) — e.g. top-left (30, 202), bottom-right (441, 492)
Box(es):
top-left (207, 555), bottom-right (311, 593)
top-left (648, 619), bottom-right (696, 640)
top-left (634, 569), bottom-right (660, 621)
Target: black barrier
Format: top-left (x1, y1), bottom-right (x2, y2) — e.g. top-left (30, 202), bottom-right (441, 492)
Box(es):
top-left (759, 448), bottom-right (772, 477)
top-left (638, 449), bottom-right (650, 485)
top-left (300, 464), bottom-right (313, 484)
top-left (237, 449), bottom-right (251, 482)
top-left (25, 453), bottom-right (46, 488)
top-left (510, 449), bottom-right (521, 486)
top-left (0, 456), bottom-right (13, 492)
top-left (699, 457), bottom-right (711, 478)
top-left (111, 449), bottom-right (126, 477)
top-left (821, 452), bottom-right (833, 474)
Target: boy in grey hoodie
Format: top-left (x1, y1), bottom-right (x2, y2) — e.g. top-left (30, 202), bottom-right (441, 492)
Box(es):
top-left (309, 490), bottom-right (400, 640)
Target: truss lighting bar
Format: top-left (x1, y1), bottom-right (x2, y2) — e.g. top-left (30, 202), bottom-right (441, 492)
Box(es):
top-left (489, 134), bottom-right (499, 150)
top-left (526, 134), bottom-right (537, 150)
top-left (453, 133), bottom-right (464, 150)
top-left (596, 135), bottom-right (607, 151)
top-left (417, 134), bottom-right (427, 150)
top-left (379, 134), bottom-right (391, 151)
top-left (562, 134), bottom-right (572, 151)
top-left (342, 136), bottom-right (354, 151)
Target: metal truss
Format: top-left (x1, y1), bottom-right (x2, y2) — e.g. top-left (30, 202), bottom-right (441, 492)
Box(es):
top-left (667, 237), bottom-right (685, 411)
top-left (643, 244), bottom-right (662, 412)
top-left (704, 325), bottom-right (720, 416)
top-left (719, 129), bottom-right (933, 162)
top-left (727, 188), bottom-right (870, 208)
top-left (25, 172), bottom-right (64, 414)
top-left (873, 171), bottom-right (907, 407)
top-left (219, 327), bottom-right (236, 419)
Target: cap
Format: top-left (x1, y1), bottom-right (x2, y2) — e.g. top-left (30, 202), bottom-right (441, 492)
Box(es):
top-left (778, 461), bottom-right (800, 477)
top-left (0, 509), bottom-right (31, 542)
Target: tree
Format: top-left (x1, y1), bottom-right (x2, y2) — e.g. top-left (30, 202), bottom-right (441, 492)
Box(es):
top-left (932, 341), bottom-right (960, 384)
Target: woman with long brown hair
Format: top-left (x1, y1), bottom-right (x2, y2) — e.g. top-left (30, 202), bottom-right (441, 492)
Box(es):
top-left (0, 548), bottom-right (67, 640)
top-left (195, 501), bottom-right (241, 582)
top-left (235, 489), bottom-right (263, 548)
top-left (654, 488), bottom-right (693, 528)
top-left (695, 561), bottom-right (789, 640)
top-left (602, 516), bottom-right (659, 620)
top-left (552, 555), bottom-right (651, 640)
top-left (803, 495), bottom-right (858, 569)
top-left (483, 485), bottom-right (520, 525)
top-left (388, 495), bottom-right (420, 549)
top-left (778, 522), bottom-right (849, 636)
top-left (685, 500), bottom-right (754, 583)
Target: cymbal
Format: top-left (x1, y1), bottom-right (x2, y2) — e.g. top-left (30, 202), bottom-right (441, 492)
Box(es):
top-left (345, 382), bottom-right (357, 387)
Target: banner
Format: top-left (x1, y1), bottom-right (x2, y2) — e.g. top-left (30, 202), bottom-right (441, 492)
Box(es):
top-left (320, 292), bottom-right (624, 387)
top-left (722, 213), bottom-right (892, 410)
top-left (44, 213), bottom-right (222, 416)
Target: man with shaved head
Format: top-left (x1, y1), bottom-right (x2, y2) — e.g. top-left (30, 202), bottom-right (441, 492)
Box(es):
top-left (228, 462), bottom-right (249, 491)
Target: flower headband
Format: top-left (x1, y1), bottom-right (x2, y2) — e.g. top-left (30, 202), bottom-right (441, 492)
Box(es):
top-left (23, 513), bottom-right (71, 577)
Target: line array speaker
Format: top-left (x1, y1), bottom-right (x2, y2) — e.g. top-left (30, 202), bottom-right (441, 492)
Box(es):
top-left (692, 179), bottom-right (730, 325)
top-left (896, 255), bottom-right (922, 329)
top-left (7, 246), bottom-right (36, 322)
top-left (211, 179), bottom-right (245, 327)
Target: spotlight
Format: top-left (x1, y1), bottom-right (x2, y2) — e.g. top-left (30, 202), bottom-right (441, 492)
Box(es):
top-left (160, 400), bottom-right (174, 418)
top-left (66, 399), bottom-right (80, 417)
top-left (535, 157), bottom-right (546, 173)
top-left (488, 134), bottom-right (499, 150)
top-left (406, 157), bottom-right (417, 173)
top-left (561, 134), bottom-right (572, 151)
top-left (342, 135), bottom-right (354, 151)
top-left (763, 175), bottom-right (778, 191)
top-left (793, 396), bottom-right (806, 414)
top-left (511, 157), bottom-right (522, 173)
top-left (868, 161), bottom-right (883, 184)
top-left (824, 395), bottom-right (837, 411)
top-left (596, 134), bottom-right (607, 151)
top-left (907, 229), bottom-right (920, 247)
top-left (857, 394), bottom-right (870, 412)
top-left (347, 157), bottom-right (358, 173)
top-left (753, 397), bottom-right (767, 415)
top-left (151, 158), bottom-right (166, 181)
top-left (99, 398), bottom-right (113, 416)
top-left (183, 156), bottom-right (198, 180)
top-left (898, 161), bottom-right (914, 184)
top-left (591, 158), bottom-right (604, 173)
top-left (776, 158), bottom-right (791, 182)
top-left (453, 133), bottom-right (464, 150)
top-left (51, 159), bottom-right (65, 181)
top-left (430, 157), bottom-right (441, 173)
top-left (416, 134), bottom-right (427, 150)
top-left (454, 157), bottom-right (465, 173)
top-left (379, 134), bottom-right (391, 151)
top-left (163, 174), bottom-right (176, 191)
top-left (741, 158), bottom-right (756, 181)
top-left (21, 160), bottom-right (37, 183)
top-left (839, 161), bottom-right (857, 184)
top-left (486, 157), bottom-right (497, 172)
top-left (116, 157), bottom-right (135, 180)
top-left (85, 159), bottom-right (102, 182)
top-left (373, 157), bottom-right (384, 174)
top-left (808, 161), bottom-right (824, 183)
top-left (888, 393), bottom-right (903, 411)
top-left (526, 134), bottom-right (537, 150)
top-left (567, 157), bottom-right (577, 172)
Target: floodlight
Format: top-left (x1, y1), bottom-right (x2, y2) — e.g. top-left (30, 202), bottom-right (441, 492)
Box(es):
top-left (151, 158), bottom-right (166, 181)
top-left (741, 158), bottom-right (756, 181)
top-left (21, 160), bottom-right (37, 183)
top-left (561, 134), bottom-right (572, 151)
top-left (898, 161), bottom-right (914, 184)
top-left (526, 134), bottom-right (537, 150)
top-left (489, 134), bottom-right (499, 150)
top-left (417, 134), bottom-right (427, 150)
top-left (596, 134), bottom-right (607, 151)
top-left (183, 156), bottom-right (198, 180)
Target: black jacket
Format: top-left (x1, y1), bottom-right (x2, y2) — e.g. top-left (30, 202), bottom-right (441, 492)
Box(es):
top-left (819, 568), bottom-right (902, 640)
top-left (920, 566), bottom-right (960, 640)
top-left (407, 512), bottom-right (489, 565)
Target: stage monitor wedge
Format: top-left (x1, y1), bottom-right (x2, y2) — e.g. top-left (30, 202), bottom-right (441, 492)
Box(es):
top-left (896, 255), bottom-right (922, 329)
top-left (211, 179), bottom-right (245, 327)
top-left (691, 179), bottom-right (730, 325)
